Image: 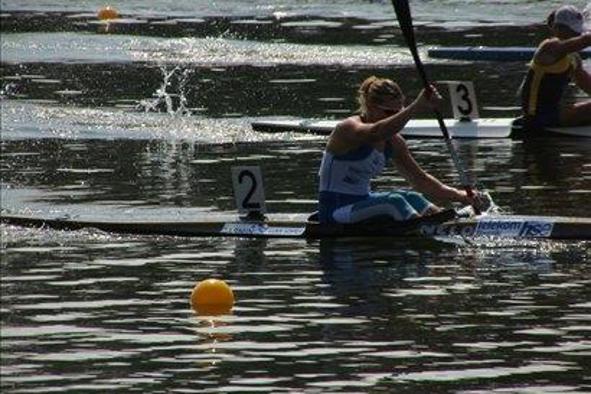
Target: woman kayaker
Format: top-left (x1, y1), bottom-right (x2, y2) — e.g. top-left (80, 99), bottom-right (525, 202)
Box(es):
top-left (317, 75), bottom-right (485, 224)
top-left (520, 5), bottom-right (591, 130)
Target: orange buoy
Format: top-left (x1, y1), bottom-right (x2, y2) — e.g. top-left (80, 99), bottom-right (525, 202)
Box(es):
top-left (97, 6), bottom-right (119, 20)
top-left (190, 279), bottom-right (235, 315)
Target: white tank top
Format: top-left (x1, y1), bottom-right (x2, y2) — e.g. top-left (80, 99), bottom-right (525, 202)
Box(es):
top-left (318, 144), bottom-right (390, 195)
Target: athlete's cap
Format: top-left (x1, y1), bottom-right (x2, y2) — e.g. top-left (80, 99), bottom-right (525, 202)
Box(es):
top-left (553, 5), bottom-right (586, 34)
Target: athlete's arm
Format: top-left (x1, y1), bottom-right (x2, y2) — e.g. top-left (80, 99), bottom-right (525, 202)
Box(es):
top-left (572, 55), bottom-right (591, 94)
top-left (391, 135), bottom-right (471, 204)
top-left (537, 33), bottom-right (591, 65)
top-left (330, 87), bottom-right (437, 149)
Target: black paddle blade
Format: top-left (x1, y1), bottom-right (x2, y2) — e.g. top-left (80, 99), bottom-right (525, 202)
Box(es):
top-left (391, 0), bottom-right (413, 42)
top-left (391, 0), bottom-right (428, 85)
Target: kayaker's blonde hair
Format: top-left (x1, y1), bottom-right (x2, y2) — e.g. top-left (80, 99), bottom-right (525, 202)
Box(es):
top-left (357, 76), bottom-right (403, 116)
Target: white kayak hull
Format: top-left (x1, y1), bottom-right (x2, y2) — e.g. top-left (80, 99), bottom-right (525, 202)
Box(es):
top-left (251, 118), bottom-right (591, 139)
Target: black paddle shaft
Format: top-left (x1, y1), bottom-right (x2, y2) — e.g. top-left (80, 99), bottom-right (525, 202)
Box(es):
top-left (391, 0), bottom-right (479, 211)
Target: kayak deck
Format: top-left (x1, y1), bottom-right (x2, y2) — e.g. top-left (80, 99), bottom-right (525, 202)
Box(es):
top-left (1, 213), bottom-right (308, 238)
top-left (2, 212), bottom-right (591, 240)
top-left (251, 118), bottom-right (591, 139)
top-left (251, 118), bottom-right (514, 138)
top-left (428, 46), bottom-right (591, 62)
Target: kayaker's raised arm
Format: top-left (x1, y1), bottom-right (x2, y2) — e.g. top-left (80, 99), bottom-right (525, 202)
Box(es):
top-left (332, 88), bottom-right (437, 146)
top-left (537, 32), bottom-right (591, 64)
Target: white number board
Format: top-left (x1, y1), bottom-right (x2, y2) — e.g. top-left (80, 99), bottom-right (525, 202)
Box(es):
top-left (231, 166), bottom-right (267, 215)
top-left (448, 81), bottom-right (479, 120)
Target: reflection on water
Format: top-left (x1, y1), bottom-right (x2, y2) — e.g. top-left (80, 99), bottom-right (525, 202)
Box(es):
top-left (2, 227), bottom-right (590, 392)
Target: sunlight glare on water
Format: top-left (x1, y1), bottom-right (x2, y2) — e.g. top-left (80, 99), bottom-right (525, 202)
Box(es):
top-left (0, 100), bottom-right (316, 142)
top-left (1, 32), bottom-right (414, 67)
top-left (133, 36), bottom-right (413, 67)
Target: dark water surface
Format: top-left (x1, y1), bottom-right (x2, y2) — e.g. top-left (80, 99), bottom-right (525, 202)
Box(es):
top-left (2, 2), bottom-right (591, 393)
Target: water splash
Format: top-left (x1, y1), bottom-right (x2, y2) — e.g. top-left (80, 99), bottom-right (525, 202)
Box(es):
top-left (136, 66), bottom-right (195, 115)
top-left (0, 82), bottom-right (20, 99)
top-left (482, 191), bottom-right (506, 215)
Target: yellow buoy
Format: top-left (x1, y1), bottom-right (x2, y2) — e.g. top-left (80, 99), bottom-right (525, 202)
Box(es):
top-left (97, 6), bottom-right (119, 20)
top-left (190, 279), bottom-right (235, 315)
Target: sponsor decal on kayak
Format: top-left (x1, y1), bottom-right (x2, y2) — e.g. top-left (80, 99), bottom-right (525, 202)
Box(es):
top-left (420, 222), bottom-right (475, 238)
top-left (221, 223), bottom-right (306, 237)
top-left (475, 219), bottom-right (554, 237)
top-left (421, 219), bottom-right (555, 238)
